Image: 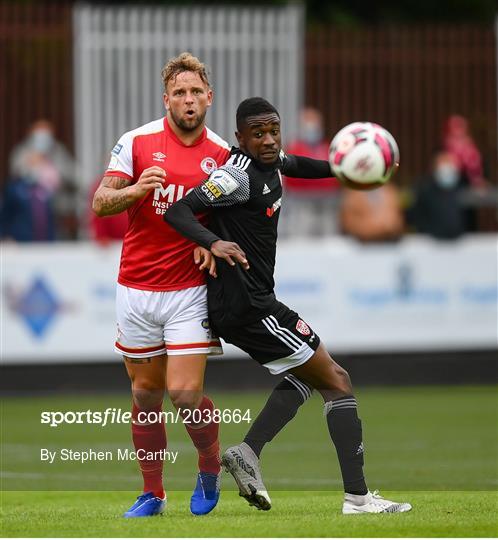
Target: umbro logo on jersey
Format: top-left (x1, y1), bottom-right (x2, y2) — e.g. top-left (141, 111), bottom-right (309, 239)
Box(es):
top-left (263, 184), bottom-right (271, 195)
top-left (356, 442), bottom-right (364, 455)
top-left (152, 152), bottom-right (166, 162)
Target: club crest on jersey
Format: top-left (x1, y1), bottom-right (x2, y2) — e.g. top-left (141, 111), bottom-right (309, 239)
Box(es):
top-left (152, 152), bottom-right (166, 162)
top-left (296, 319), bottom-right (311, 336)
top-left (266, 197), bottom-right (282, 217)
top-left (201, 157), bottom-right (218, 175)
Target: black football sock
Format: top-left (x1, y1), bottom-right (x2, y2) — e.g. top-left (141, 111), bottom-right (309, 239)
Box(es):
top-left (325, 395), bottom-right (368, 495)
top-left (243, 374), bottom-right (313, 457)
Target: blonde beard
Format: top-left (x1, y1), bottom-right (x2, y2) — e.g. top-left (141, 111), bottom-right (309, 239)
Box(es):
top-left (169, 109), bottom-right (206, 132)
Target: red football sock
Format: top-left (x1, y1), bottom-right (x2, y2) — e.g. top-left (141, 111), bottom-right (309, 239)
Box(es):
top-left (183, 396), bottom-right (220, 474)
top-left (132, 402), bottom-right (166, 498)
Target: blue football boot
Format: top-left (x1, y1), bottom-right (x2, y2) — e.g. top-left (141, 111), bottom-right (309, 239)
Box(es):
top-left (123, 491), bottom-right (166, 518)
top-left (190, 472), bottom-right (221, 515)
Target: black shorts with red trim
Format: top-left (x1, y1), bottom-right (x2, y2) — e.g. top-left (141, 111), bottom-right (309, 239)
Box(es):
top-left (211, 301), bottom-right (320, 375)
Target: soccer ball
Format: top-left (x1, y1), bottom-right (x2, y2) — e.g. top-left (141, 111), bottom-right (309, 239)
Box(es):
top-left (328, 122), bottom-right (399, 190)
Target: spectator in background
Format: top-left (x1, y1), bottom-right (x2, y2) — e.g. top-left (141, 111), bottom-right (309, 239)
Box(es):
top-left (7, 119), bottom-right (78, 239)
top-left (410, 149), bottom-right (466, 240)
top-left (0, 168), bottom-right (56, 242)
top-left (443, 114), bottom-right (487, 188)
top-left (281, 107), bottom-right (341, 237)
top-left (88, 176), bottom-right (128, 245)
top-left (339, 183), bottom-right (404, 243)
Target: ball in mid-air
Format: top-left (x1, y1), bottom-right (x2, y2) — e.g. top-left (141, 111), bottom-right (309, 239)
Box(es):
top-left (328, 122), bottom-right (399, 190)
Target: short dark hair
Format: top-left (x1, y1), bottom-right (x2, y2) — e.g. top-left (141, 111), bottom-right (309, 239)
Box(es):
top-left (236, 97), bottom-right (280, 131)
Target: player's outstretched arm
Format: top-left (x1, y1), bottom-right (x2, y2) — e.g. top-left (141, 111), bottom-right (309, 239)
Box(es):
top-left (92, 167), bottom-right (166, 216)
top-left (282, 154), bottom-right (334, 179)
top-left (165, 193), bottom-right (249, 270)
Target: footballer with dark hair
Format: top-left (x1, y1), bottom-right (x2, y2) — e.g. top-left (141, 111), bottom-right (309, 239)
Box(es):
top-left (165, 97), bottom-right (412, 514)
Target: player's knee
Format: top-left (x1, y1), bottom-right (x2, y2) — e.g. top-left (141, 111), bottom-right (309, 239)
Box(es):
top-left (132, 385), bottom-right (165, 410)
top-left (169, 388), bottom-right (203, 412)
top-left (332, 363), bottom-right (353, 395)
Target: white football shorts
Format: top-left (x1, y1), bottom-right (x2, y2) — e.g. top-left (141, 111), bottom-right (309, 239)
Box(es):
top-left (115, 284), bottom-right (223, 358)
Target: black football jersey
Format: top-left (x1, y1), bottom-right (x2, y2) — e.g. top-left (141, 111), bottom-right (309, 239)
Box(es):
top-left (165, 147), bottom-right (331, 326)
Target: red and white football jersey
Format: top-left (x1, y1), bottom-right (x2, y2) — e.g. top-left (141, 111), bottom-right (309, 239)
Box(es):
top-left (104, 117), bottom-right (230, 291)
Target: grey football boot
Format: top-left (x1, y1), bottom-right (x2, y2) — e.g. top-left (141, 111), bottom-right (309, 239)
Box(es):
top-left (221, 442), bottom-right (272, 510)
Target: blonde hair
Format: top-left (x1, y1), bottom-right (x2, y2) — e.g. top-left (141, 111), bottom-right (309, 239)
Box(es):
top-left (161, 52), bottom-right (210, 91)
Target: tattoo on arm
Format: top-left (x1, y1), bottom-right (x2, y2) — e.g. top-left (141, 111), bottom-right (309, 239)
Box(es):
top-left (93, 176), bottom-right (135, 216)
top-left (102, 176), bottom-right (130, 190)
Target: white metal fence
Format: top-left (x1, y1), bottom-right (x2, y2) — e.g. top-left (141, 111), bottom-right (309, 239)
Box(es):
top-left (73, 3), bottom-right (304, 186)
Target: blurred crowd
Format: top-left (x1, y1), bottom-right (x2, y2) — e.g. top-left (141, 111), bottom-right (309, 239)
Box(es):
top-left (280, 110), bottom-right (495, 242)
top-left (1, 120), bottom-right (78, 242)
top-left (0, 119), bottom-right (126, 244)
top-left (0, 112), bottom-right (495, 245)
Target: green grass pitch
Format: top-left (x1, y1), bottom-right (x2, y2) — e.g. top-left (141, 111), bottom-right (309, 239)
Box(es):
top-left (2, 490), bottom-right (497, 537)
top-left (1, 385), bottom-right (497, 537)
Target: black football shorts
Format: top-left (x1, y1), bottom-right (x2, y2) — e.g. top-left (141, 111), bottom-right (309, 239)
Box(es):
top-left (212, 301), bottom-right (320, 374)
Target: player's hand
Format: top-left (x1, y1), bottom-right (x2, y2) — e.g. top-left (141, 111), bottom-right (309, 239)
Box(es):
top-left (194, 246), bottom-right (217, 278)
top-left (131, 167), bottom-right (166, 199)
top-left (210, 240), bottom-right (250, 270)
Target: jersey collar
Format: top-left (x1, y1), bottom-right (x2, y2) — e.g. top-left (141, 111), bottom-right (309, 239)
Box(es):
top-left (163, 115), bottom-right (207, 147)
top-left (237, 148), bottom-right (281, 172)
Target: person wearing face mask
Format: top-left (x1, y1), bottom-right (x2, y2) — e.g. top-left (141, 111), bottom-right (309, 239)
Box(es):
top-left (410, 149), bottom-right (467, 240)
top-left (0, 165), bottom-right (57, 242)
top-left (7, 119), bottom-right (78, 240)
top-left (280, 107), bottom-right (341, 237)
